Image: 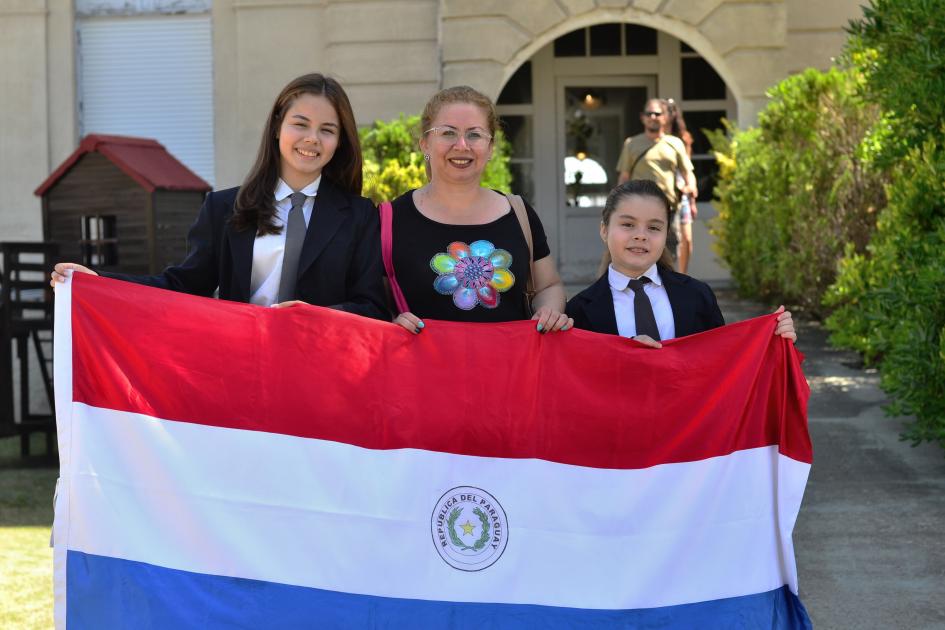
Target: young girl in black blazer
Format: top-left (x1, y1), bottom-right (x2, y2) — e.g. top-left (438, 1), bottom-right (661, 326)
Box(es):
top-left (52, 73), bottom-right (386, 320)
top-left (566, 180), bottom-right (796, 345)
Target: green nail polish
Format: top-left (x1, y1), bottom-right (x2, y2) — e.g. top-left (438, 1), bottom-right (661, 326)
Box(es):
top-left (418, 321), bottom-right (425, 329)
top-left (536, 323), bottom-right (543, 332)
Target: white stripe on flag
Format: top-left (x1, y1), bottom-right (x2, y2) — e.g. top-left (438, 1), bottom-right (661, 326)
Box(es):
top-left (64, 403), bottom-right (809, 610)
top-left (53, 279), bottom-right (74, 630)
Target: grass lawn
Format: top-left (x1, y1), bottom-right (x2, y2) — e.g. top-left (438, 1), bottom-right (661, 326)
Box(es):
top-left (0, 435), bottom-right (57, 630)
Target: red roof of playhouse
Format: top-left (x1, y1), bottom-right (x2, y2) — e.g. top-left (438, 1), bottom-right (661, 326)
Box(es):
top-left (35, 134), bottom-right (211, 196)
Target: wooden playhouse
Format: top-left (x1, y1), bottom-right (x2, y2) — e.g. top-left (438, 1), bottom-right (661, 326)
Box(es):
top-left (34, 134), bottom-right (211, 274)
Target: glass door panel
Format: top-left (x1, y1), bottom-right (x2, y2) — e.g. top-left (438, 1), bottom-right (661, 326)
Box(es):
top-left (557, 78), bottom-right (654, 283)
top-left (563, 85), bottom-right (648, 208)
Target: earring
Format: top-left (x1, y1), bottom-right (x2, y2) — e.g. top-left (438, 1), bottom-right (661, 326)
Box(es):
top-left (423, 154), bottom-right (430, 161)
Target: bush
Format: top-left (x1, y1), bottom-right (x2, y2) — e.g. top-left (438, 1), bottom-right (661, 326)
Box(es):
top-left (827, 146), bottom-right (944, 358)
top-left (360, 115), bottom-right (512, 205)
top-left (710, 0), bottom-right (945, 448)
top-left (359, 115), bottom-right (426, 205)
top-left (708, 67), bottom-right (885, 315)
top-left (846, 0), bottom-right (945, 161)
top-left (826, 144), bottom-right (945, 447)
top-left (825, 0), bottom-right (945, 449)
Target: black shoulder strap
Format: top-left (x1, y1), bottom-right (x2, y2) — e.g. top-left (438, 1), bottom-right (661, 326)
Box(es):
top-left (628, 137), bottom-right (661, 175)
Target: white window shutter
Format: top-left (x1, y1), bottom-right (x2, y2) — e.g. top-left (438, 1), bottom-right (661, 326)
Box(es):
top-left (78, 15), bottom-right (215, 186)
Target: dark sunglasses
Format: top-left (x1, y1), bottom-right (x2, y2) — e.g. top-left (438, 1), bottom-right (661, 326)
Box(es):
top-left (643, 111), bottom-right (664, 117)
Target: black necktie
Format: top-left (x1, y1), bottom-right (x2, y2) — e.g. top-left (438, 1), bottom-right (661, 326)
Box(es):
top-left (277, 192), bottom-right (308, 303)
top-left (627, 277), bottom-right (661, 341)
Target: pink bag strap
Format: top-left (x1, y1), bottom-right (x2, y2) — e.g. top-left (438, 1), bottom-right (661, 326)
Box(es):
top-left (379, 201), bottom-right (410, 314)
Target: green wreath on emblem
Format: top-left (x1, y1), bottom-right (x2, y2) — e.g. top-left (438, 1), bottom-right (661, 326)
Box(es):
top-left (446, 506), bottom-right (491, 552)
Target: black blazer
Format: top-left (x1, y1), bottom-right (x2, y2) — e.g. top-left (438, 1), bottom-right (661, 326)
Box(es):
top-left (566, 267), bottom-right (725, 338)
top-left (103, 180), bottom-right (387, 320)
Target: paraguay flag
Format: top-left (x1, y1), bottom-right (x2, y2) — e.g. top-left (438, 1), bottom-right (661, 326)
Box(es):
top-left (53, 274), bottom-right (812, 628)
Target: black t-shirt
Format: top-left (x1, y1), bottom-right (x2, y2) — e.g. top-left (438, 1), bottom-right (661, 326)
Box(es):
top-left (391, 189), bottom-right (551, 322)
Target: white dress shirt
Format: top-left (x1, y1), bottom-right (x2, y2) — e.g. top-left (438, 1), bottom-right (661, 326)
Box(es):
top-left (249, 177), bottom-right (320, 306)
top-left (608, 263), bottom-right (677, 341)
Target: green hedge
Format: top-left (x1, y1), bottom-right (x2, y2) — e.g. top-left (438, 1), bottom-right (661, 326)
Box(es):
top-left (824, 0), bottom-right (945, 448)
top-left (712, 0), bottom-right (945, 449)
top-left (708, 67), bottom-right (885, 315)
top-left (826, 144), bottom-right (945, 446)
top-left (360, 114), bottom-right (512, 205)
top-left (845, 0), bottom-right (945, 164)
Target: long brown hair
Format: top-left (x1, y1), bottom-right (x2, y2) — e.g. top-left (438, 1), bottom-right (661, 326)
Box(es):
top-left (664, 98), bottom-right (694, 156)
top-left (233, 73), bottom-right (363, 234)
top-left (597, 179), bottom-right (675, 276)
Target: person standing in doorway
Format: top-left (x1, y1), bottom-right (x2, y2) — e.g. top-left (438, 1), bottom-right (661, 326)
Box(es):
top-left (663, 99), bottom-right (698, 274)
top-left (615, 98), bottom-right (695, 267)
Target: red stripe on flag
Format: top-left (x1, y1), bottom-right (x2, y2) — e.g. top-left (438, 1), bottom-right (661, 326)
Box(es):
top-left (69, 274), bottom-right (812, 469)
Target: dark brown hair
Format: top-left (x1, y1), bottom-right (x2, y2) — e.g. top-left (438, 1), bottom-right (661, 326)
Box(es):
top-left (232, 73), bottom-right (363, 234)
top-left (420, 86), bottom-right (498, 179)
top-left (598, 179), bottom-right (675, 275)
top-left (664, 99), bottom-right (694, 156)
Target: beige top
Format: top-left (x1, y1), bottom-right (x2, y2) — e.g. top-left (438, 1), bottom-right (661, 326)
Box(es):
top-left (615, 133), bottom-right (694, 206)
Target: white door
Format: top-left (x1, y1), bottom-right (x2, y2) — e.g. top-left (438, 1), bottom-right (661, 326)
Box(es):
top-left (555, 77), bottom-right (655, 283)
top-left (77, 14), bottom-right (215, 185)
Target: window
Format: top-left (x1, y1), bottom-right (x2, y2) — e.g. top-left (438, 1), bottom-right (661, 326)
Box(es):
top-left (500, 116), bottom-right (536, 202)
top-left (554, 24), bottom-right (659, 58)
top-left (497, 62), bottom-right (532, 105)
top-left (590, 24), bottom-right (621, 56)
top-left (679, 110), bottom-right (727, 199)
top-left (554, 29), bottom-right (586, 57)
top-left (681, 58), bottom-right (727, 100)
top-left (501, 115), bottom-right (533, 157)
top-left (80, 215), bottom-right (118, 267)
top-left (497, 64), bottom-right (535, 201)
top-left (625, 24), bottom-right (658, 55)
top-left (508, 163), bottom-right (535, 203)
top-left (681, 110), bottom-right (726, 156)
top-left (78, 15), bottom-right (215, 185)
top-left (691, 157), bottom-right (719, 201)
top-left (675, 41), bottom-right (730, 195)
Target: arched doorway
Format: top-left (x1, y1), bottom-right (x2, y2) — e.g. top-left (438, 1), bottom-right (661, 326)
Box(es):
top-left (496, 23), bottom-right (735, 284)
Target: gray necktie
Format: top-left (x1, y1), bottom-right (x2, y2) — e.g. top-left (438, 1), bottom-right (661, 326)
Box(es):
top-left (277, 192), bottom-right (308, 303)
top-left (627, 277), bottom-right (661, 341)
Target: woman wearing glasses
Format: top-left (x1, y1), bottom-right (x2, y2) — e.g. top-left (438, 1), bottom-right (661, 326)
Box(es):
top-left (385, 86), bottom-right (571, 334)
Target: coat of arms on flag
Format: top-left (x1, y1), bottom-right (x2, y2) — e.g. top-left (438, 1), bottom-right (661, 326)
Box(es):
top-left (52, 274), bottom-right (812, 628)
top-left (432, 486), bottom-right (509, 571)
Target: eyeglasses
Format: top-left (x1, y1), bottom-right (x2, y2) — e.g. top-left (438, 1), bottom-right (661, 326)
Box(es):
top-left (643, 111), bottom-right (664, 117)
top-left (424, 126), bottom-right (493, 147)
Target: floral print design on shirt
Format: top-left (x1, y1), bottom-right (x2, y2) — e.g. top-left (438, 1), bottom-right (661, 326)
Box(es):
top-left (430, 240), bottom-right (515, 310)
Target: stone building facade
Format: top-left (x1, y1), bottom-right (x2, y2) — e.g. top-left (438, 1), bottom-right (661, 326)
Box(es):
top-left (1, 0), bottom-right (864, 281)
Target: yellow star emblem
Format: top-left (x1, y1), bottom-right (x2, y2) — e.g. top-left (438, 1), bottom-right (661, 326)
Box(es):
top-left (460, 520), bottom-right (476, 536)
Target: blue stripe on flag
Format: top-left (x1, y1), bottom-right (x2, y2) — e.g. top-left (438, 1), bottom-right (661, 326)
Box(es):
top-left (67, 551), bottom-right (811, 629)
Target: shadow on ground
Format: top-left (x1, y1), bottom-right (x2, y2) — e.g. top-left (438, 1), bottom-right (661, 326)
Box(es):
top-left (715, 289), bottom-right (945, 630)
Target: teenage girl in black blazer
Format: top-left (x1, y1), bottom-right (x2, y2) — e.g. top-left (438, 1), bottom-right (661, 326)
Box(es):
top-left (566, 180), bottom-right (796, 345)
top-left (51, 73), bottom-right (386, 321)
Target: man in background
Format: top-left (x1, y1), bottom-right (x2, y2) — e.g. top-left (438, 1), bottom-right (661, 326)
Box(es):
top-left (616, 98), bottom-right (696, 263)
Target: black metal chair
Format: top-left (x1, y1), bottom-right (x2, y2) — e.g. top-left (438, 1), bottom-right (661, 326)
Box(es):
top-left (0, 242), bottom-right (58, 458)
